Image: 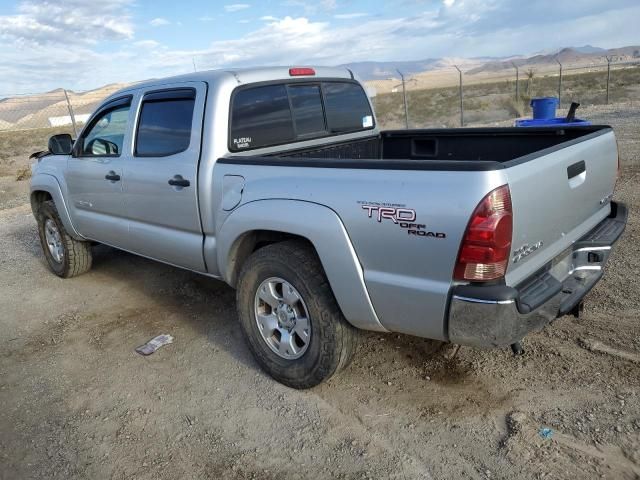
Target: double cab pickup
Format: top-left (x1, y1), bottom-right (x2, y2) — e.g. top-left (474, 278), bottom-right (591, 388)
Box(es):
top-left (31, 66), bottom-right (627, 388)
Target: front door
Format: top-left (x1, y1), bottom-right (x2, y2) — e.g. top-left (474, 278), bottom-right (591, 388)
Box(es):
top-left (65, 96), bottom-right (133, 247)
top-left (121, 83), bottom-right (207, 272)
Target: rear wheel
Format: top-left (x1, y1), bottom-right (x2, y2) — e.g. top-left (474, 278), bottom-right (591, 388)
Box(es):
top-left (236, 240), bottom-right (358, 389)
top-left (36, 200), bottom-right (92, 278)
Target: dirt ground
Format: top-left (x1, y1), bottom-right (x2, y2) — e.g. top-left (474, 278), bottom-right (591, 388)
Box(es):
top-left (1, 104), bottom-right (639, 479)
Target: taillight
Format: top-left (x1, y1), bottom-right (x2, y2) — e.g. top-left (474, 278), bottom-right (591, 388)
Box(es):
top-left (289, 67), bottom-right (315, 76)
top-left (454, 185), bottom-right (513, 282)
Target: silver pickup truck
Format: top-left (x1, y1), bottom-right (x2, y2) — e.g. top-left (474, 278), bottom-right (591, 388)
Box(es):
top-left (30, 66), bottom-right (627, 388)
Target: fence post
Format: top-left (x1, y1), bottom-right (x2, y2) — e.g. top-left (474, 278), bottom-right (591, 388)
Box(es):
top-left (454, 65), bottom-right (464, 127)
top-left (606, 56), bottom-right (612, 104)
top-left (555, 58), bottom-right (563, 107)
top-left (63, 89), bottom-right (78, 137)
top-left (512, 62), bottom-right (519, 101)
top-left (397, 69), bottom-right (409, 129)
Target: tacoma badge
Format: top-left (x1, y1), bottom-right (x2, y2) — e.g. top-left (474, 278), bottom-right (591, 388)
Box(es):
top-left (512, 241), bottom-right (543, 263)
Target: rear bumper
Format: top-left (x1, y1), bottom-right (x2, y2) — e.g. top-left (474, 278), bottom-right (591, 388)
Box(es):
top-left (447, 201), bottom-right (628, 348)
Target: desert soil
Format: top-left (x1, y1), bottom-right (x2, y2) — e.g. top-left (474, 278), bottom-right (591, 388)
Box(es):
top-left (1, 103), bottom-right (639, 479)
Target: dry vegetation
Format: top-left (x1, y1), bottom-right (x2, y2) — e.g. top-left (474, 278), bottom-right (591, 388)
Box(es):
top-left (372, 65), bottom-right (640, 128)
top-left (0, 126), bottom-right (73, 177)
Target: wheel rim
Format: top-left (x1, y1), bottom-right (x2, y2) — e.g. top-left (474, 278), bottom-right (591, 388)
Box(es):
top-left (254, 277), bottom-right (311, 360)
top-left (44, 218), bottom-right (64, 264)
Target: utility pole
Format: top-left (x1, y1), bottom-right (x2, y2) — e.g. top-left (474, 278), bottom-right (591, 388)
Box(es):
top-left (606, 56), bottom-right (612, 104)
top-left (63, 89), bottom-right (78, 137)
top-left (555, 57), bottom-right (563, 107)
top-left (512, 62), bottom-right (519, 101)
top-left (454, 65), bottom-right (464, 127)
top-left (397, 69), bottom-right (409, 129)
top-left (192, 57), bottom-right (198, 72)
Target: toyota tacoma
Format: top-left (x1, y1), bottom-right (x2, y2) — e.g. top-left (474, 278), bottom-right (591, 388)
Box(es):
top-left (30, 66), bottom-right (627, 388)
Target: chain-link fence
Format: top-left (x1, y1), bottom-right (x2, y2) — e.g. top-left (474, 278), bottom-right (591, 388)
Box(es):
top-left (0, 85), bottom-right (128, 134)
top-left (0, 59), bottom-right (638, 138)
top-left (368, 59), bottom-right (640, 129)
top-left (0, 85), bottom-right (129, 176)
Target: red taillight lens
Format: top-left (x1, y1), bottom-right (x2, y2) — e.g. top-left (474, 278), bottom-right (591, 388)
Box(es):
top-left (289, 67), bottom-right (315, 76)
top-left (454, 185), bottom-right (513, 282)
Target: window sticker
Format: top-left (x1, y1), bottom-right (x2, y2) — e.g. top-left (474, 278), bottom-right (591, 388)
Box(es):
top-left (233, 137), bottom-right (252, 149)
top-left (362, 115), bottom-right (373, 128)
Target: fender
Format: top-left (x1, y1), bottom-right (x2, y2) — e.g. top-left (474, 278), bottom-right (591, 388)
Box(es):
top-left (30, 173), bottom-right (84, 240)
top-left (216, 199), bottom-right (387, 332)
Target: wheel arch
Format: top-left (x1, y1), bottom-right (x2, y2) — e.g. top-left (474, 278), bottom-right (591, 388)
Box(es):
top-left (217, 199), bottom-right (386, 332)
top-left (30, 174), bottom-right (84, 240)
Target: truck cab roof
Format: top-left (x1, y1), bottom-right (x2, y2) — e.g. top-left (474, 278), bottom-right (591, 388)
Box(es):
top-left (104, 66), bottom-right (356, 103)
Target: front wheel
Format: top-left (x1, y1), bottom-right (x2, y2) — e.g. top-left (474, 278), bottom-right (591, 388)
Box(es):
top-left (36, 200), bottom-right (92, 278)
top-left (236, 240), bottom-right (358, 389)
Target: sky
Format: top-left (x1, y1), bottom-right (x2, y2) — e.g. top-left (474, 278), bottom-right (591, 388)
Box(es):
top-left (0, 0), bottom-right (638, 94)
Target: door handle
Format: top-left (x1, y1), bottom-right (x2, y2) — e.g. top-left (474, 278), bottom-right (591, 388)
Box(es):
top-left (105, 171), bottom-right (121, 182)
top-left (567, 160), bottom-right (586, 180)
top-left (168, 175), bottom-right (190, 188)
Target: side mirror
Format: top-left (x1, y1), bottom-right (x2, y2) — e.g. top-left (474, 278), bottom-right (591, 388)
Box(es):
top-left (87, 138), bottom-right (119, 156)
top-left (48, 134), bottom-right (74, 155)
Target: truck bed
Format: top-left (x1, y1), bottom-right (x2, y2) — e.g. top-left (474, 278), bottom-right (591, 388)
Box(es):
top-left (217, 124), bottom-right (618, 339)
top-left (246, 126), bottom-right (611, 171)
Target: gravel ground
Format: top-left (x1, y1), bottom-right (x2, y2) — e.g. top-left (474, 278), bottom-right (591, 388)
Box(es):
top-left (1, 103), bottom-right (639, 479)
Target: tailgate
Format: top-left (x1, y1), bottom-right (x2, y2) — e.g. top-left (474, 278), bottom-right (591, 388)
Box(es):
top-left (504, 128), bottom-right (618, 286)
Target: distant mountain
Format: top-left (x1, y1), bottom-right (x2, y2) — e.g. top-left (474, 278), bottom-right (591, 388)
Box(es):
top-left (573, 45), bottom-right (607, 54)
top-left (340, 45), bottom-right (640, 80)
top-left (0, 83), bottom-right (129, 127)
top-left (466, 45), bottom-right (640, 74)
top-left (339, 59), bottom-right (441, 80)
top-left (340, 56), bottom-right (507, 80)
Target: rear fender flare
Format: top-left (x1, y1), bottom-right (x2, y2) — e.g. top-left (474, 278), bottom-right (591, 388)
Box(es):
top-left (217, 199), bottom-right (386, 332)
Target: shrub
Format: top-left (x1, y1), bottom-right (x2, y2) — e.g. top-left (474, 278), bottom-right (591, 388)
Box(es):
top-left (15, 166), bottom-right (31, 181)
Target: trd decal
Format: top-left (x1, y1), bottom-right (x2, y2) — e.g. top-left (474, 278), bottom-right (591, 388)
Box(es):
top-left (359, 203), bottom-right (446, 239)
top-left (361, 205), bottom-right (415, 223)
top-left (401, 223), bottom-right (446, 238)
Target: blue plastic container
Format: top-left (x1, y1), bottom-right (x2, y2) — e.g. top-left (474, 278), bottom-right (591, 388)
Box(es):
top-left (530, 97), bottom-right (559, 119)
top-left (515, 117), bottom-right (591, 127)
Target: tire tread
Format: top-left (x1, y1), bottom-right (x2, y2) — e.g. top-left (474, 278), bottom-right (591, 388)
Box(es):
top-left (38, 200), bottom-right (92, 278)
top-left (236, 240), bottom-right (357, 389)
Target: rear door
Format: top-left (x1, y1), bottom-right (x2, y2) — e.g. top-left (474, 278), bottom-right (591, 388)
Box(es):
top-left (505, 130), bottom-right (618, 286)
top-left (65, 96), bottom-right (132, 246)
top-left (121, 82), bottom-right (207, 271)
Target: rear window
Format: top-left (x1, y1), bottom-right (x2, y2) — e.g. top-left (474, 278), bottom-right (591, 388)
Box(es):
top-left (288, 85), bottom-right (326, 136)
top-left (324, 82), bottom-right (374, 133)
top-left (230, 85), bottom-right (294, 150)
top-left (229, 80), bottom-right (373, 151)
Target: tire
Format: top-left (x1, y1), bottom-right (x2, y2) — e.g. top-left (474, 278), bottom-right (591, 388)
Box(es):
top-left (36, 200), bottom-right (92, 278)
top-left (236, 240), bottom-right (358, 389)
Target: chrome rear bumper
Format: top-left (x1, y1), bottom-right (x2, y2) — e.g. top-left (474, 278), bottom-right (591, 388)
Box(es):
top-left (447, 202), bottom-right (627, 348)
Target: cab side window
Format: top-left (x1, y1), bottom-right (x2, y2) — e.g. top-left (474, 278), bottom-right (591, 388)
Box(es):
top-left (80, 101), bottom-right (131, 157)
top-left (135, 89), bottom-right (196, 157)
